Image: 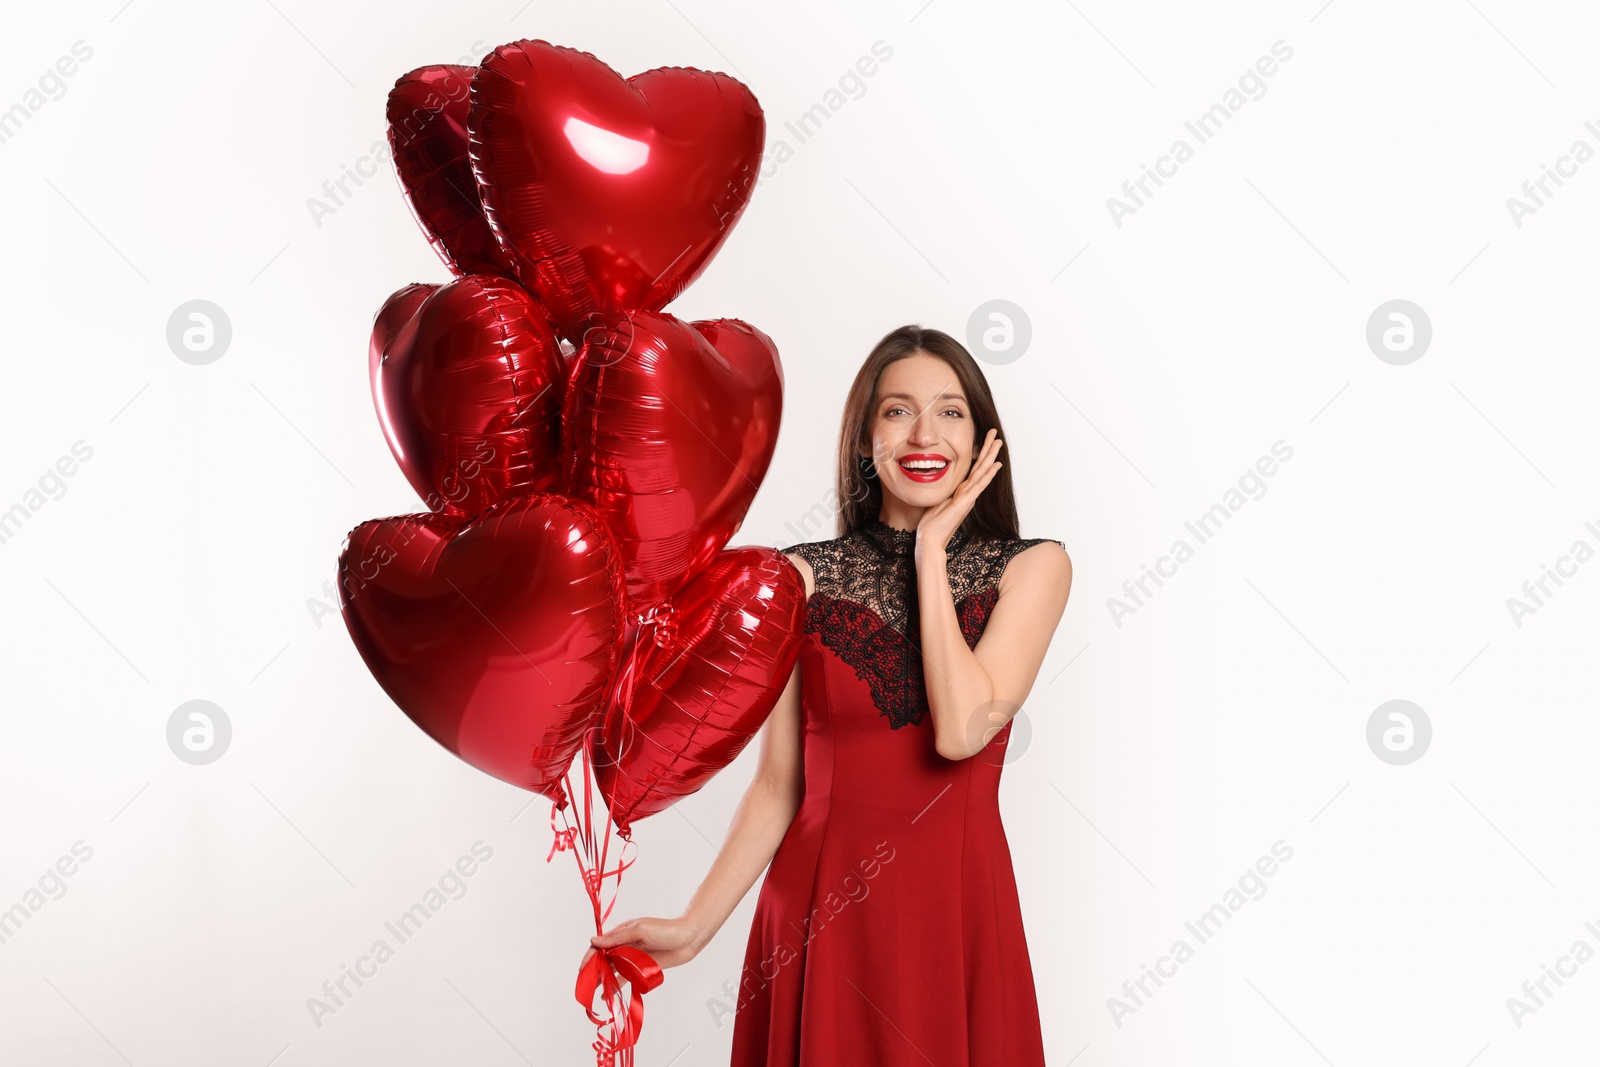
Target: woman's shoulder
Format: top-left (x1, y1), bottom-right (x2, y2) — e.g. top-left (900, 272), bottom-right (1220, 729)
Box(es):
top-left (1003, 533), bottom-right (1067, 552)
top-left (1016, 534), bottom-right (1069, 560)
top-left (972, 531), bottom-right (1068, 557)
top-left (779, 544), bottom-right (815, 593)
top-left (985, 534), bottom-right (1071, 594)
top-left (965, 532), bottom-right (1069, 586)
top-left (778, 533), bottom-right (850, 598)
top-left (778, 534), bottom-right (844, 563)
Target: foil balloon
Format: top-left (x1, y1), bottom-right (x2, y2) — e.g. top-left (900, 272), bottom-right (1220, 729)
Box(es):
top-left (468, 38), bottom-right (765, 344)
top-left (370, 275), bottom-right (567, 518)
top-left (591, 547), bottom-right (805, 834)
top-left (338, 494), bottom-right (627, 807)
top-left (562, 311), bottom-right (783, 612)
top-left (368, 282), bottom-right (437, 391)
top-left (387, 65), bottom-right (517, 278)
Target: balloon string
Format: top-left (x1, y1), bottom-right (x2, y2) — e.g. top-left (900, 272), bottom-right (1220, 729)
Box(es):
top-left (545, 606), bottom-right (683, 1066)
top-left (550, 728), bottom-right (648, 1066)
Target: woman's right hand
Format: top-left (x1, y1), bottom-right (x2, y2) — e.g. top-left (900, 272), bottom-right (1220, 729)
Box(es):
top-left (582, 915), bottom-right (703, 971)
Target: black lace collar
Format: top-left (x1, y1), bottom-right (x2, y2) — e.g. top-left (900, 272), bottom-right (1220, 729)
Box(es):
top-left (857, 517), bottom-right (971, 558)
top-left (787, 519), bottom-right (1059, 730)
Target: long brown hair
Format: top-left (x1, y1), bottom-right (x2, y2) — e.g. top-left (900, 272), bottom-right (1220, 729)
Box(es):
top-left (832, 324), bottom-right (1021, 540)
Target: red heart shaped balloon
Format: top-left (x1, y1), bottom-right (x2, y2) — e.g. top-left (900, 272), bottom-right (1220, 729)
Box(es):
top-left (387, 65), bottom-right (517, 279)
top-left (468, 39), bottom-right (764, 343)
top-left (368, 281), bottom-right (437, 389)
top-left (591, 547), bottom-right (805, 833)
top-left (562, 310), bottom-right (783, 612)
top-left (371, 275), bottom-right (567, 518)
top-left (338, 494), bottom-right (626, 806)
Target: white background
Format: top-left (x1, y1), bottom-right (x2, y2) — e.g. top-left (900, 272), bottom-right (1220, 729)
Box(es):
top-left (3, 0), bottom-right (1598, 1064)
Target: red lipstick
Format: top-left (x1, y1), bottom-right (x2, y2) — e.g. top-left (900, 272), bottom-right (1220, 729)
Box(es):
top-left (896, 453), bottom-right (950, 483)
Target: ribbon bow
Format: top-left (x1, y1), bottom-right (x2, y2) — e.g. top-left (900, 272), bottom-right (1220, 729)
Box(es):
top-left (575, 943), bottom-right (665, 1066)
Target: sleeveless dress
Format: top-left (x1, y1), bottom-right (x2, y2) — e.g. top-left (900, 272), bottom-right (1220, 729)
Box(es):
top-left (729, 518), bottom-right (1065, 1067)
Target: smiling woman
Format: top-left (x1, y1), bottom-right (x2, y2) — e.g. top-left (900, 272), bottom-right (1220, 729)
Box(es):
top-left (589, 324), bottom-right (1072, 1067)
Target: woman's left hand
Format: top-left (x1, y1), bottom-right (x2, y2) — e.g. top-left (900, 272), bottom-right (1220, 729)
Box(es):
top-left (914, 428), bottom-right (1003, 562)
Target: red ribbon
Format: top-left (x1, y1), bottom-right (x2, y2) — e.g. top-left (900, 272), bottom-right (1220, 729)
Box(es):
top-left (547, 823), bottom-right (579, 863)
top-left (575, 944), bottom-right (664, 1065)
top-left (550, 719), bottom-right (660, 1066)
top-left (543, 605), bottom-right (699, 1064)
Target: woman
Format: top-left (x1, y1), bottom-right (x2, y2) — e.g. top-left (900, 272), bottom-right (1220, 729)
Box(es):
top-left (587, 324), bottom-right (1073, 1065)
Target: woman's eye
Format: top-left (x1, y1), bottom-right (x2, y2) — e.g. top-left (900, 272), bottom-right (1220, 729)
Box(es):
top-left (883, 405), bottom-right (963, 418)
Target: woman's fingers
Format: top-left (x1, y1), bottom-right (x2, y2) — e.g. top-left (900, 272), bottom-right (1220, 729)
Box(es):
top-left (972, 435), bottom-right (998, 483)
top-left (591, 924), bottom-right (625, 947)
top-left (957, 438), bottom-right (1003, 511)
top-left (584, 916), bottom-right (703, 970)
top-left (591, 917), bottom-right (645, 948)
top-left (972, 431), bottom-right (1002, 481)
top-left (966, 441), bottom-right (1002, 497)
top-left (971, 431), bottom-right (995, 470)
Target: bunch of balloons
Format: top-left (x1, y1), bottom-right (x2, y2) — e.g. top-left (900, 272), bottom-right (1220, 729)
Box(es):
top-left (335, 39), bottom-right (803, 1065)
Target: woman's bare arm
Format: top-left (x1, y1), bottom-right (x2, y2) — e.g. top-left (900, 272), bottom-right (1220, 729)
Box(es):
top-left (904, 428), bottom-right (1074, 761)
top-left (920, 540), bottom-right (1072, 760)
top-left (588, 552), bottom-right (810, 967)
top-left (679, 653), bottom-right (804, 953)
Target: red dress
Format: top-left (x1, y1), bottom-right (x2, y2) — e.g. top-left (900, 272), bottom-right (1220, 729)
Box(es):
top-left (730, 518), bottom-right (1062, 1066)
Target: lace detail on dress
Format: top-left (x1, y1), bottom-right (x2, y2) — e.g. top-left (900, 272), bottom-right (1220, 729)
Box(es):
top-left (783, 519), bottom-right (1064, 729)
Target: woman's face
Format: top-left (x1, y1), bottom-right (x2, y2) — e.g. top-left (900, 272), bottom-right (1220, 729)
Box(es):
top-left (865, 353), bottom-right (976, 508)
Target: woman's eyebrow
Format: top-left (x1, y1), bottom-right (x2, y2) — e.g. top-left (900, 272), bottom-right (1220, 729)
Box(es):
top-left (880, 391), bottom-right (967, 402)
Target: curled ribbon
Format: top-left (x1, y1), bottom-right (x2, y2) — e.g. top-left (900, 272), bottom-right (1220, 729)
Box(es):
top-left (547, 602), bottom-right (682, 1065)
top-left (645, 601), bottom-right (676, 649)
top-left (550, 730), bottom-right (652, 1065)
top-left (547, 823), bottom-right (579, 863)
top-left (576, 943), bottom-right (665, 1066)
top-left (591, 604), bottom-right (675, 780)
